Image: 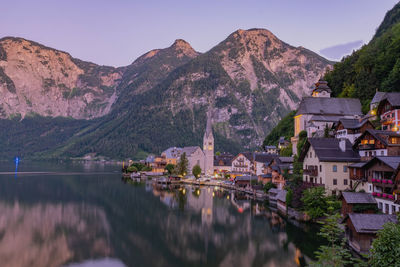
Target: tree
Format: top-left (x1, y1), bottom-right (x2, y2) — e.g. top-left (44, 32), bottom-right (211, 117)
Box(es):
top-left (176, 152), bottom-right (189, 177)
top-left (263, 182), bottom-right (277, 193)
top-left (297, 130), bottom-right (307, 154)
top-left (279, 144), bottom-right (292, 157)
top-left (165, 164), bottom-right (175, 175)
top-left (127, 166), bottom-right (138, 173)
top-left (301, 187), bottom-right (327, 220)
top-left (324, 124), bottom-right (330, 138)
top-left (369, 214), bottom-right (400, 267)
top-left (310, 212), bottom-right (361, 267)
top-left (192, 164), bottom-right (202, 178)
top-left (215, 151), bottom-right (221, 156)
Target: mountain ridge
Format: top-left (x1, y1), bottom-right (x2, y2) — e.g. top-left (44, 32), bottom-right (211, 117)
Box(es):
top-left (0, 28), bottom-right (332, 159)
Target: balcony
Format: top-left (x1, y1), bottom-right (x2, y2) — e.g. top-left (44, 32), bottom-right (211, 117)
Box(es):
top-left (371, 178), bottom-right (395, 187)
top-left (372, 192), bottom-right (395, 200)
top-left (358, 144), bottom-right (375, 150)
top-left (234, 164), bottom-right (248, 168)
top-left (303, 167), bottom-right (318, 177)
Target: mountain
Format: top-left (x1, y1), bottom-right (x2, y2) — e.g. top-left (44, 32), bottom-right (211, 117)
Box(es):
top-left (324, 2), bottom-right (400, 112)
top-left (0, 29), bottom-right (332, 160)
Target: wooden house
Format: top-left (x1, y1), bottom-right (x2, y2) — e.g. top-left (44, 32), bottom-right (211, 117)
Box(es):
top-left (353, 129), bottom-right (400, 160)
top-left (344, 213), bottom-right (397, 254)
top-left (340, 192), bottom-right (376, 217)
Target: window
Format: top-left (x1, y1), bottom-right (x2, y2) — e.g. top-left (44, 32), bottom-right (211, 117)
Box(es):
top-left (353, 168), bottom-right (356, 175)
top-left (381, 151), bottom-right (384, 156)
top-left (379, 202), bottom-right (382, 210)
top-left (310, 152), bottom-right (312, 158)
top-left (320, 177), bottom-right (322, 184)
top-left (344, 179), bottom-right (348, 185)
top-left (369, 185), bottom-right (372, 192)
top-left (310, 177), bottom-right (314, 183)
top-left (333, 179), bottom-right (337, 185)
top-left (333, 165), bottom-right (337, 172)
top-left (392, 205), bottom-right (396, 214)
top-left (343, 166), bottom-right (348, 172)
top-left (385, 204), bottom-right (389, 214)
top-left (320, 165), bottom-right (322, 172)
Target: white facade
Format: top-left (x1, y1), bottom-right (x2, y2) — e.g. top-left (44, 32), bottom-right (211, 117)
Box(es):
top-left (336, 129), bottom-right (361, 144)
top-left (231, 154), bottom-right (251, 173)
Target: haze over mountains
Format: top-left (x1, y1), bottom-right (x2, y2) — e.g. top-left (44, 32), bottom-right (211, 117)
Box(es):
top-left (0, 28), bottom-right (332, 159)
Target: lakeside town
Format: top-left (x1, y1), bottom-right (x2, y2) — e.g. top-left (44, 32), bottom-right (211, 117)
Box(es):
top-left (123, 78), bottom-right (400, 261)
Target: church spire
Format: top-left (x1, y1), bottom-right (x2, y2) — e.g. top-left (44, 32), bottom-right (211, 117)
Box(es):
top-left (204, 110), bottom-right (213, 138)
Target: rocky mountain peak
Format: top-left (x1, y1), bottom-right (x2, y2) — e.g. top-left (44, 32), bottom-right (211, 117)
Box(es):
top-left (170, 39), bottom-right (199, 58)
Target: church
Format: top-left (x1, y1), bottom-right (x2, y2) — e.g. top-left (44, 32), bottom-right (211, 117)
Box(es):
top-left (161, 112), bottom-right (214, 176)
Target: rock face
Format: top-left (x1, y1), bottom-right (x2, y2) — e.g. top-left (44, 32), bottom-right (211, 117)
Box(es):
top-left (0, 37), bottom-right (123, 119)
top-left (0, 29), bottom-right (332, 159)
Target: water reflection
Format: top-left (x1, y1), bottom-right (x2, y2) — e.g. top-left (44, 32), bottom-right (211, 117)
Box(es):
top-left (149, 183), bottom-right (313, 266)
top-left (0, 162), bottom-right (321, 267)
top-left (0, 201), bottom-right (111, 267)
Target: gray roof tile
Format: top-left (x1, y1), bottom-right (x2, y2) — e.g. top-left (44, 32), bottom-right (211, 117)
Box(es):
top-left (348, 213), bottom-right (397, 234)
top-left (341, 192), bottom-right (376, 204)
top-left (296, 97), bottom-right (362, 116)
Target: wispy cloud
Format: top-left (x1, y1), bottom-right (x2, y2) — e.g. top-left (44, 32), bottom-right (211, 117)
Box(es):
top-left (320, 40), bottom-right (364, 61)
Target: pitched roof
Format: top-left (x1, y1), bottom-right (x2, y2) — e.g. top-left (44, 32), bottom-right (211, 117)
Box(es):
top-left (181, 146), bottom-right (202, 156)
top-left (338, 118), bottom-right (369, 130)
top-left (341, 192), bottom-right (376, 204)
top-left (381, 92), bottom-right (400, 108)
top-left (354, 129), bottom-right (400, 147)
top-left (348, 213), bottom-right (397, 234)
top-left (235, 152), bottom-right (253, 162)
top-left (214, 153), bottom-right (234, 166)
top-left (279, 157), bottom-right (294, 163)
top-left (254, 153), bottom-right (277, 163)
top-left (310, 115), bottom-right (344, 122)
top-left (371, 91), bottom-right (386, 105)
top-left (375, 156), bottom-right (400, 169)
top-left (349, 162), bottom-right (368, 168)
top-left (235, 175), bottom-right (257, 181)
top-left (299, 138), bottom-right (360, 162)
top-left (277, 190), bottom-right (287, 202)
top-left (296, 97), bottom-right (362, 116)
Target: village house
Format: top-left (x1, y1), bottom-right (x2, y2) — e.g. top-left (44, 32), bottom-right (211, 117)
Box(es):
top-left (253, 152), bottom-right (277, 176)
top-left (291, 79), bottom-right (362, 155)
top-left (377, 92), bottom-right (400, 131)
top-left (231, 152), bottom-right (252, 175)
top-left (234, 175), bottom-right (258, 187)
top-left (213, 152), bottom-right (234, 175)
top-left (278, 136), bottom-right (290, 150)
top-left (353, 129), bottom-right (400, 160)
top-left (334, 118), bottom-right (374, 144)
top-left (340, 192), bottom-right (377, 217)
top-left (276, 190), bottom-right (287, 214)
top-left (264, 145), bottom-right (278, 155)
top-left (344, 213), bottom-right (397, 254)
top-left (299, 138), bottom-right (360, 195)
top-left (350, 156), bottom-right (400, 214)
top-left (261, 156), bottom-right (293, 189)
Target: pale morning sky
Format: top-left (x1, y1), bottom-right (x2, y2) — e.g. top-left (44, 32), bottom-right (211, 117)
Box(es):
top-left (1, 0), bottom-right (398, 66)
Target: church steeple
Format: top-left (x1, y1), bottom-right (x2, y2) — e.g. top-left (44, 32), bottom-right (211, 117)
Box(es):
top-left (203, 110), bottom-right (214, 176)
top-left (204, 110), bottom-right (213, 139)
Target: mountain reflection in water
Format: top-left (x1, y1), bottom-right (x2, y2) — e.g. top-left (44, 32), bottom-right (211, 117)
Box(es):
top-left (0, 161), bottom-right (321, 267)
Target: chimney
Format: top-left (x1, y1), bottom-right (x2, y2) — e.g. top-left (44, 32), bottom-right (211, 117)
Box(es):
top-left (339, 139), bottom-right (346, 152)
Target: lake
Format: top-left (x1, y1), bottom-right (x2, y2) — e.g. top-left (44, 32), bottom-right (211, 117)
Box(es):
top-left (0, 161), bottom-right (322, 267)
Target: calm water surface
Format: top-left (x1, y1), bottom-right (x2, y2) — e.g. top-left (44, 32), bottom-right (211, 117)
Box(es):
top-left (0, 161), bottom-right (322, 267)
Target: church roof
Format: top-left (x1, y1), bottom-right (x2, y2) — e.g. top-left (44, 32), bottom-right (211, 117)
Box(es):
top-left (296, 97), bottom-right (362, 116)
top-left (312, 80), bottom-right (332, 93)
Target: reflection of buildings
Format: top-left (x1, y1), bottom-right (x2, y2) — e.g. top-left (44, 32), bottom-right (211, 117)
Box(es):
top-left (0, 202), bottom-right (111, 267)
top-left (230, 193), bottom-right (251, 213)
top-left (187, 187), bottom-right (214, 226)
